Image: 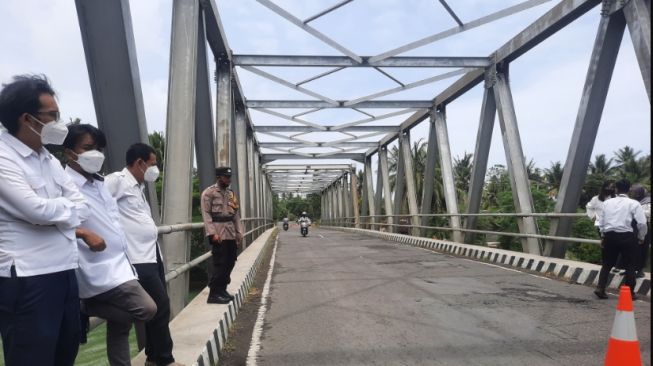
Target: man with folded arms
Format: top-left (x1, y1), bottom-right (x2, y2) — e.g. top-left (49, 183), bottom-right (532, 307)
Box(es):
top-left (0, 75), bottom-right (103, 365)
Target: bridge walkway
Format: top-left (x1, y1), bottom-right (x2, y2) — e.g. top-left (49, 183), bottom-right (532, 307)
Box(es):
top-left (251, 227), bottom-right (650, 366)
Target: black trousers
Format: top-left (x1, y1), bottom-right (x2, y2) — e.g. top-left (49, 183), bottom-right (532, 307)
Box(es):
top-left (637, 230), bottom-right (650, 273)
top-left (210, 240), bottom-right (238, 295)
top-left (597, 232), bottom-right (638, 292)
top-left (0, 268), bottom-right (80, 366)
top-left (133, 251), bottom-right (175, 366)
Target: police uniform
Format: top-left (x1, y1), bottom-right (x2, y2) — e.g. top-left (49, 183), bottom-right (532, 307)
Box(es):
top-left (200, 167), bottom-right (244, 303)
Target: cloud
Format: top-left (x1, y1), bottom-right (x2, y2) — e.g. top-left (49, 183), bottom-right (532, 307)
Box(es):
top-left (0, 0), bottom-right (648, 174)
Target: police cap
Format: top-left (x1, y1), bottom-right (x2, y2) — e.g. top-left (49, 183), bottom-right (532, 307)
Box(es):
top-left (215, 166), bottom-right (232, 177)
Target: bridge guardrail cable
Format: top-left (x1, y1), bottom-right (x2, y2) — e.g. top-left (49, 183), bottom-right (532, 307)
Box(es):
top-left (322, 212), bottom-right (601, 245)
top-left (88, 218), bottom-right (274, 332)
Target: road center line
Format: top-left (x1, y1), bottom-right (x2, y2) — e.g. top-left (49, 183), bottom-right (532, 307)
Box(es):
top-left (246, 236), bottom-right (279, 366)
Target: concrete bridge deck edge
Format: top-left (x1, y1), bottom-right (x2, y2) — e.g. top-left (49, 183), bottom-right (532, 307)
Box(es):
top-left (131, 228), bottom-right (277, 366)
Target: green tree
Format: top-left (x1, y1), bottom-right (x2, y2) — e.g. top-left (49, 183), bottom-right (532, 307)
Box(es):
top-left (454, 152), bottom-right (473, 202)
top-left (149, 131), bottom-right (165, 170)
top-left (543, 161), bottom-right (563, 199)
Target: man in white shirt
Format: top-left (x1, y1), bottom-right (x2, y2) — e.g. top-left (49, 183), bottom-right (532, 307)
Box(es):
top-left (63, 124), bottom-right (157, 366)
top-left (595, 179), bottom-right (648, 300)
top-left (0, 75), bottom-right (104, 365)
top-left (630, 184), bottom-right (651, 278)
top-left (105, 143), bottom-right (183, 366)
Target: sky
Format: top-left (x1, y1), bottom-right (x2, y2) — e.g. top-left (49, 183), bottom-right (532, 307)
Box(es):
top-left (0, 0), bottom-right (649, 176)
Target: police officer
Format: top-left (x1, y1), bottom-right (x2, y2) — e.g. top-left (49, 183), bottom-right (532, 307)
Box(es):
top-left (200, 166), bottom-right (244, 304)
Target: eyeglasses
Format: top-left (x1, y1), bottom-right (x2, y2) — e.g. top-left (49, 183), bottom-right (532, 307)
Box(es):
top-left (35, 110), bottom-right (61, 122)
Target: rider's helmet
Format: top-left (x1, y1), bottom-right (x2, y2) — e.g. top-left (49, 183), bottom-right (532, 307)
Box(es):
top-left (301, 211), bottom-right (307, 217)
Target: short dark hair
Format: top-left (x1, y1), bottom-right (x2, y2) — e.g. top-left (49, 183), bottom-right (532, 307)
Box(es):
top-left (126, 142), bottom-right (156, 166)
top-left (598, 180), bottom-right (615, 201)
top-left (0, 74), bottom-right (56, 135)
top-left (615, 179), bottom-right (631, 194)
top-left (63, 124), bottom-right (107, 151)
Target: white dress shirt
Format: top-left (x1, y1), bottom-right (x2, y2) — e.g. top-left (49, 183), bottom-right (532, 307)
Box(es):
top-left (105, 168), bottom-right (159, 264)
top-left (0, 131), bottom-right (89, 277)
top-left (598, 194), bottom-right (648, 241)
top-left (66, 166), bottom-right (137, 298)
top-left (585, 195), bottom-right (609, 227)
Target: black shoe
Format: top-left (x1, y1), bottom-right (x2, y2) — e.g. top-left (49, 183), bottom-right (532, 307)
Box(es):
top-left (631, 293), bottom-right (638, 301)
top-left (636, 271), bottom-right (645, 278)
top-left (594, 289), bottom-right (608, 299)
top-left (619, 270), bottom-right (627, 276)
top-left (221, 290), bottom-right (235, 300)
top-left (207, 294), bottom-right (231, 304)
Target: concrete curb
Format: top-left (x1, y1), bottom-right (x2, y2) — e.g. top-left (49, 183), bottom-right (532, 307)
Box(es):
top-left (324, 226), bottom-right (651, 298)
top-left (194, 229), bottom-right (276, 366)
top-left (131, 228), bottom-right (277, 366)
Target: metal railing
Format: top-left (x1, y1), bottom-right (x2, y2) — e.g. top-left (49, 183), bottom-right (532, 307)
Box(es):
top-left (321, 212), bottom-right (601, 245)
top-left (89, 217), bottom-right (274, 331)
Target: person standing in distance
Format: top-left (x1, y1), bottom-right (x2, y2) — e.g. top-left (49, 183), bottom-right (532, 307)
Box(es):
top-left (595, 179), bottom-right (648, 300)
top-left (63, 125), bottom-right (157, 366)
top-left (200, 167), bottom-right (244, 304)
top-left (105, 143), bottom-right (184, 366)
top-left (0, 74), bottom-right (105, 365)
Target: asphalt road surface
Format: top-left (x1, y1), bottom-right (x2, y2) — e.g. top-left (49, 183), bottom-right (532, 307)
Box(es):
top-left (254, 228), bottom-right (651, 366)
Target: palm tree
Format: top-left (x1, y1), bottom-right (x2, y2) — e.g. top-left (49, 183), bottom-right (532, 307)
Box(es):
top-left (589, 154), bottom-right (615, 176)
top-left (149, 131), bottom-right (165, 170)
top-left (614, 146), bottom-right (649, 186)
top-left (614, 146), bottom-right (641, 167)
top-left (454, 152), bottom-right (473, 201)
top-left (544, 161), bottom-right (564, 198)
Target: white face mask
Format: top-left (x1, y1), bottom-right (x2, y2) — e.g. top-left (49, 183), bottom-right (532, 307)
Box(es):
top-left (143, 165), bottom-right (160, 182)
top-left (74, 150), bottom-right (105, 174)
top-left (28, 115), bottom-right (68, 145)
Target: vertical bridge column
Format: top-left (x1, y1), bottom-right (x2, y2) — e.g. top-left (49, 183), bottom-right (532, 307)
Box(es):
top-left (623, 0), bottom-right (651, 100)
top-left (342, 174), bottom-right (351, 226)
top-left (350, 168), bottom-right (360, 228)
top-left (247, 137), bottom-right (257, 240)
top-left (434, 106), bottom-right (462, 243)
top-left (235, 109), bottom-right (250, 246)
top-left (160, 0), bottom-right (199, 316)
top-left (399, 131), bottom-right (420, 237)
top-left (493, 66), bottom-right (541, 255)
top-left (364, 156), bottom-right (377, 230)
top-left (393, 136), bottom-right (406, 233)
top-left (546, 9), bottom-right (627, 257)
top-left (75, 0), bottom-right (160, 221)
top-left (464, 81), bottom-right (496, 244)
top-left (379, 147), bottom-right (394, 232)
top-left (420, 109), bottom-right (438, 238)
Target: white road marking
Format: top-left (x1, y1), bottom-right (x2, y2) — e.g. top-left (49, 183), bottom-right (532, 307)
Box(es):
top-left (459, 257), bottom-right (553, 281)
top-left (246, 236), bottom-right (279, 365)
top-left (318, 234), bottom-right (324, 238)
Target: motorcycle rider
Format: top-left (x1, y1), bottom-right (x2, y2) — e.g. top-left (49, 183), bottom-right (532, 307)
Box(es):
top-left (297, 212), bottom-right (311, 225)
top-left (298, 212), bottom-right (311, 236)
top-left (282, 217), bottom-right (289, 231)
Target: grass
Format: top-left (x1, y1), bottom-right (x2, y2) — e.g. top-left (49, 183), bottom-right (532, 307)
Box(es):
top-left (0, 288), bottom-right (204, 365)
top-left (0, 324), bottom-right (139, 366)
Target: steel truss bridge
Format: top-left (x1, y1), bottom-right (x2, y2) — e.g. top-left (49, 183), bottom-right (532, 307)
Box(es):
top-left (69, 0), bottom-right (650, 363)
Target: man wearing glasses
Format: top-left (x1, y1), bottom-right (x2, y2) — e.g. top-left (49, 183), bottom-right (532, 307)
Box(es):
top-left (0, 74), bottom-right (105, 365)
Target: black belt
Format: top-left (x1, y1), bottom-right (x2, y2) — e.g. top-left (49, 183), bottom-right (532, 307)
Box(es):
top-left (212, 215), bottom-right (234, 223)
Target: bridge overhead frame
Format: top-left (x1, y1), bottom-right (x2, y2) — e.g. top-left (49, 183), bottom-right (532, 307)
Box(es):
top-left (74, 0), bottom-right (649, 317)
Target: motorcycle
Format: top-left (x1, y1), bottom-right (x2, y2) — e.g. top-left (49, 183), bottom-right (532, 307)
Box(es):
top-left (282, 222), bottom-right (289, 231)
top-left (300, 221), bottom-right (309, 237)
